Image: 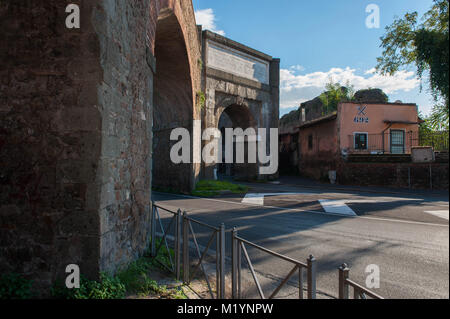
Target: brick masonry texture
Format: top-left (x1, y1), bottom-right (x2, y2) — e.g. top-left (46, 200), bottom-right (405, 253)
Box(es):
top-left (0, 0), bottom-right (202, 295)
top-left (337, 162), bottom-right (449, 190)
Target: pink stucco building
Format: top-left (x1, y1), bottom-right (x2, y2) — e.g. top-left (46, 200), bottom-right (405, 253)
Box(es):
top-left (339, 102), bottom-right (420, 155)
top-left (296, 102), bottom-right (421, 180)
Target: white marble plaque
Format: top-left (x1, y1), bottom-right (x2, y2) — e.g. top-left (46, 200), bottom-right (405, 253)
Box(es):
top-left (207, 40), bottom-right (270, 85)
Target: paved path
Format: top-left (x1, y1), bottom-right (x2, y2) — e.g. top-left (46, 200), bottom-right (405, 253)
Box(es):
top-left (153, 182), bottom-right (449, 299)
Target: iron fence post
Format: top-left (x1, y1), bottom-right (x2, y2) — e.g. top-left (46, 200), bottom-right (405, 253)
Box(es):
top-left (231, 227), bottom-right (239, 299)
top-left (339, 264), bottom-right (350, 299)
top-left (151, 202), bottom-right (156, 257)
top-left (231, 227), bottom-right (238, 299)
top-left (182, 211), bottom-right (189, 284)
top-left (237, 235), bottom-right (241, 299)
top-left (216, 228), bottom-right (220, 299)
top-left (298, 267), bottom-right (304, 299)
top-left (354, 287), bottom-right (360, 299)
top-left (219, 223), bottom-right (226, 299)
top-left (175, 209), bottom-right (182, 281)
top-left (307, 255), bottom-right (316, 299)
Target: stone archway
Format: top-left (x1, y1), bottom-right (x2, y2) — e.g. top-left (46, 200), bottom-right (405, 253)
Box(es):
top-left (152, 8), bottom-right (194, 193)
top-left (201, 30), bottom-right (280, 182)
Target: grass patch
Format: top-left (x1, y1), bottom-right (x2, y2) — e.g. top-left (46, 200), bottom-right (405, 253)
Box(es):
top-left (51, 273), bottom-right (125, 300)
top-left (116, 258), bottom-right (186, 299)
top-left (51, 242), bottom-right (187, 300)
top-left (192, 180), bottom-right (248, 197)
top-left (146, 238), bottom-right (176, 273)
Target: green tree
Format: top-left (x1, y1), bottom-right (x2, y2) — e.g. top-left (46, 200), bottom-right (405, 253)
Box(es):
top-left (376, 0), bottom-right (449, 128)
top-left (318, 80), bottom-right (355, 115)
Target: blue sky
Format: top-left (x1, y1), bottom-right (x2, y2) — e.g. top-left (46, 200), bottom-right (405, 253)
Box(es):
top-left (193, 0), bottom-right (437, 118)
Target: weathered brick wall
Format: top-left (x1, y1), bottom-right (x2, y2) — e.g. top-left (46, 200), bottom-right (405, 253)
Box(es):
top-left (0, 0), bottom-right (201, 295)
top-left (0, 1), bottom-right (103, 292)
top-left (337, 162), bottom-right (449, 190)
top-left (297, 120), bottom-right (339, 180)
top-left (94, 0), bottom-right (156, 276)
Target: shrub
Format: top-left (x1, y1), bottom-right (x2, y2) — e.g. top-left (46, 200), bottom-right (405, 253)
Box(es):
top-left (52, 273), bottom-right (125, 300)
top-left (0, 273), bottom-right (33, 299)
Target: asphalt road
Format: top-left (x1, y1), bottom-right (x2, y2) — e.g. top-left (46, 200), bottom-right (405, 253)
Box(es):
top-left (153, 182), bottom-right (449, 299)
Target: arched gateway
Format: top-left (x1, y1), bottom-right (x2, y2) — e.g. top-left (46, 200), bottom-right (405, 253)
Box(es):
top-left (201, 31), bottom-right (280, 182)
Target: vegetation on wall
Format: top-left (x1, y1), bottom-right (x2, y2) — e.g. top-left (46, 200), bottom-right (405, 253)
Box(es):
top-left (197, 58), bottom-right (204, 70)
top-left (318, 81), bottom-right (355, 115)
top-left (196, 91), bottom-right (206, 110)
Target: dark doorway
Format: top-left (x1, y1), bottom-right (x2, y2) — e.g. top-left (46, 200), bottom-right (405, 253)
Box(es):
top-left (216, 104), bottom-right (258, 181)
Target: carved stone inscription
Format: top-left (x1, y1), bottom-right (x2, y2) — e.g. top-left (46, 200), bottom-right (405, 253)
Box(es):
top-left (207, 40), bottom-right (270, 85)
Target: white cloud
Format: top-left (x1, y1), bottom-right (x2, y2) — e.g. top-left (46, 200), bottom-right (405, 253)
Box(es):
top-left (279, 66), bottom-right (420, 109)
top-left (289, 65), bottom-right (305, 72)
top-left (195, 8), bottom-right (225, 36)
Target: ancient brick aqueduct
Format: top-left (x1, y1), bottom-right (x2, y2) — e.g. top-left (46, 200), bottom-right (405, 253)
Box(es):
top-left (0, 0), bottom-right (279, 293)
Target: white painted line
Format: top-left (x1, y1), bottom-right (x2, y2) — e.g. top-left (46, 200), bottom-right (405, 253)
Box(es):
top-left (153, 192), bottom-right (449, 227)
top-left (243, 194), bottom-right (360, 217)
top-left (318, 200), bottom-right (357, 216)
top-left (424, 210), bottom-right (449, 221)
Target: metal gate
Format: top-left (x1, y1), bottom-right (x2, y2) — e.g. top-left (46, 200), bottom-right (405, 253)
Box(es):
top-left (182, 212), bottom-right (226, 299)
top-left (150, 203), bottom-right (181, 280)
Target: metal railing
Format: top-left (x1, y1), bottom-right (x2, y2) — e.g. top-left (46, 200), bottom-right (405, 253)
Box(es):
top-left (150, 202), bottom-right (385, 300)
top-left (182, 212), bottom-right (226, 299)
top-left (231, 228), bottom-right (317, 299)
top-left (150, 203), bottom-right (181, 280)
top-left (338, 264), bottom-right (384, 299)
top-left (347, 131), bottom-right (449, 154)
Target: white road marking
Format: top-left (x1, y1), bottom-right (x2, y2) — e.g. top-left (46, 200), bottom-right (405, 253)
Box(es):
top-left (243, 193), bottom-right (376, 216)
top-left (424, 210), bottom-right (449, 221)
top-left (153, 192), bottom-right (449, 227)
top-left (318, 200), bottom-right (357, 216)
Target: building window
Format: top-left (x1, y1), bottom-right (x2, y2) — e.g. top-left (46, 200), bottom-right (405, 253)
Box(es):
top-left (390, 130), bottom-right (405, 154)
top-left (354, 133), bottom-right (368, 150)
top-left (308, 134), bottom-right (313, 150)
top-left (301, 108), bottom-right (306, 122)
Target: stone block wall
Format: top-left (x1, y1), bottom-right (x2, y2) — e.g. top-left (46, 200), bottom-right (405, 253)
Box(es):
top-left (94, 0), bottom-right (155, 276)
top-left (0, 0), bottom-right (201, 295)
top-left (0, 0), bottom-right (103, 292)
top-left (337, 162), bottom-right (449, 190)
